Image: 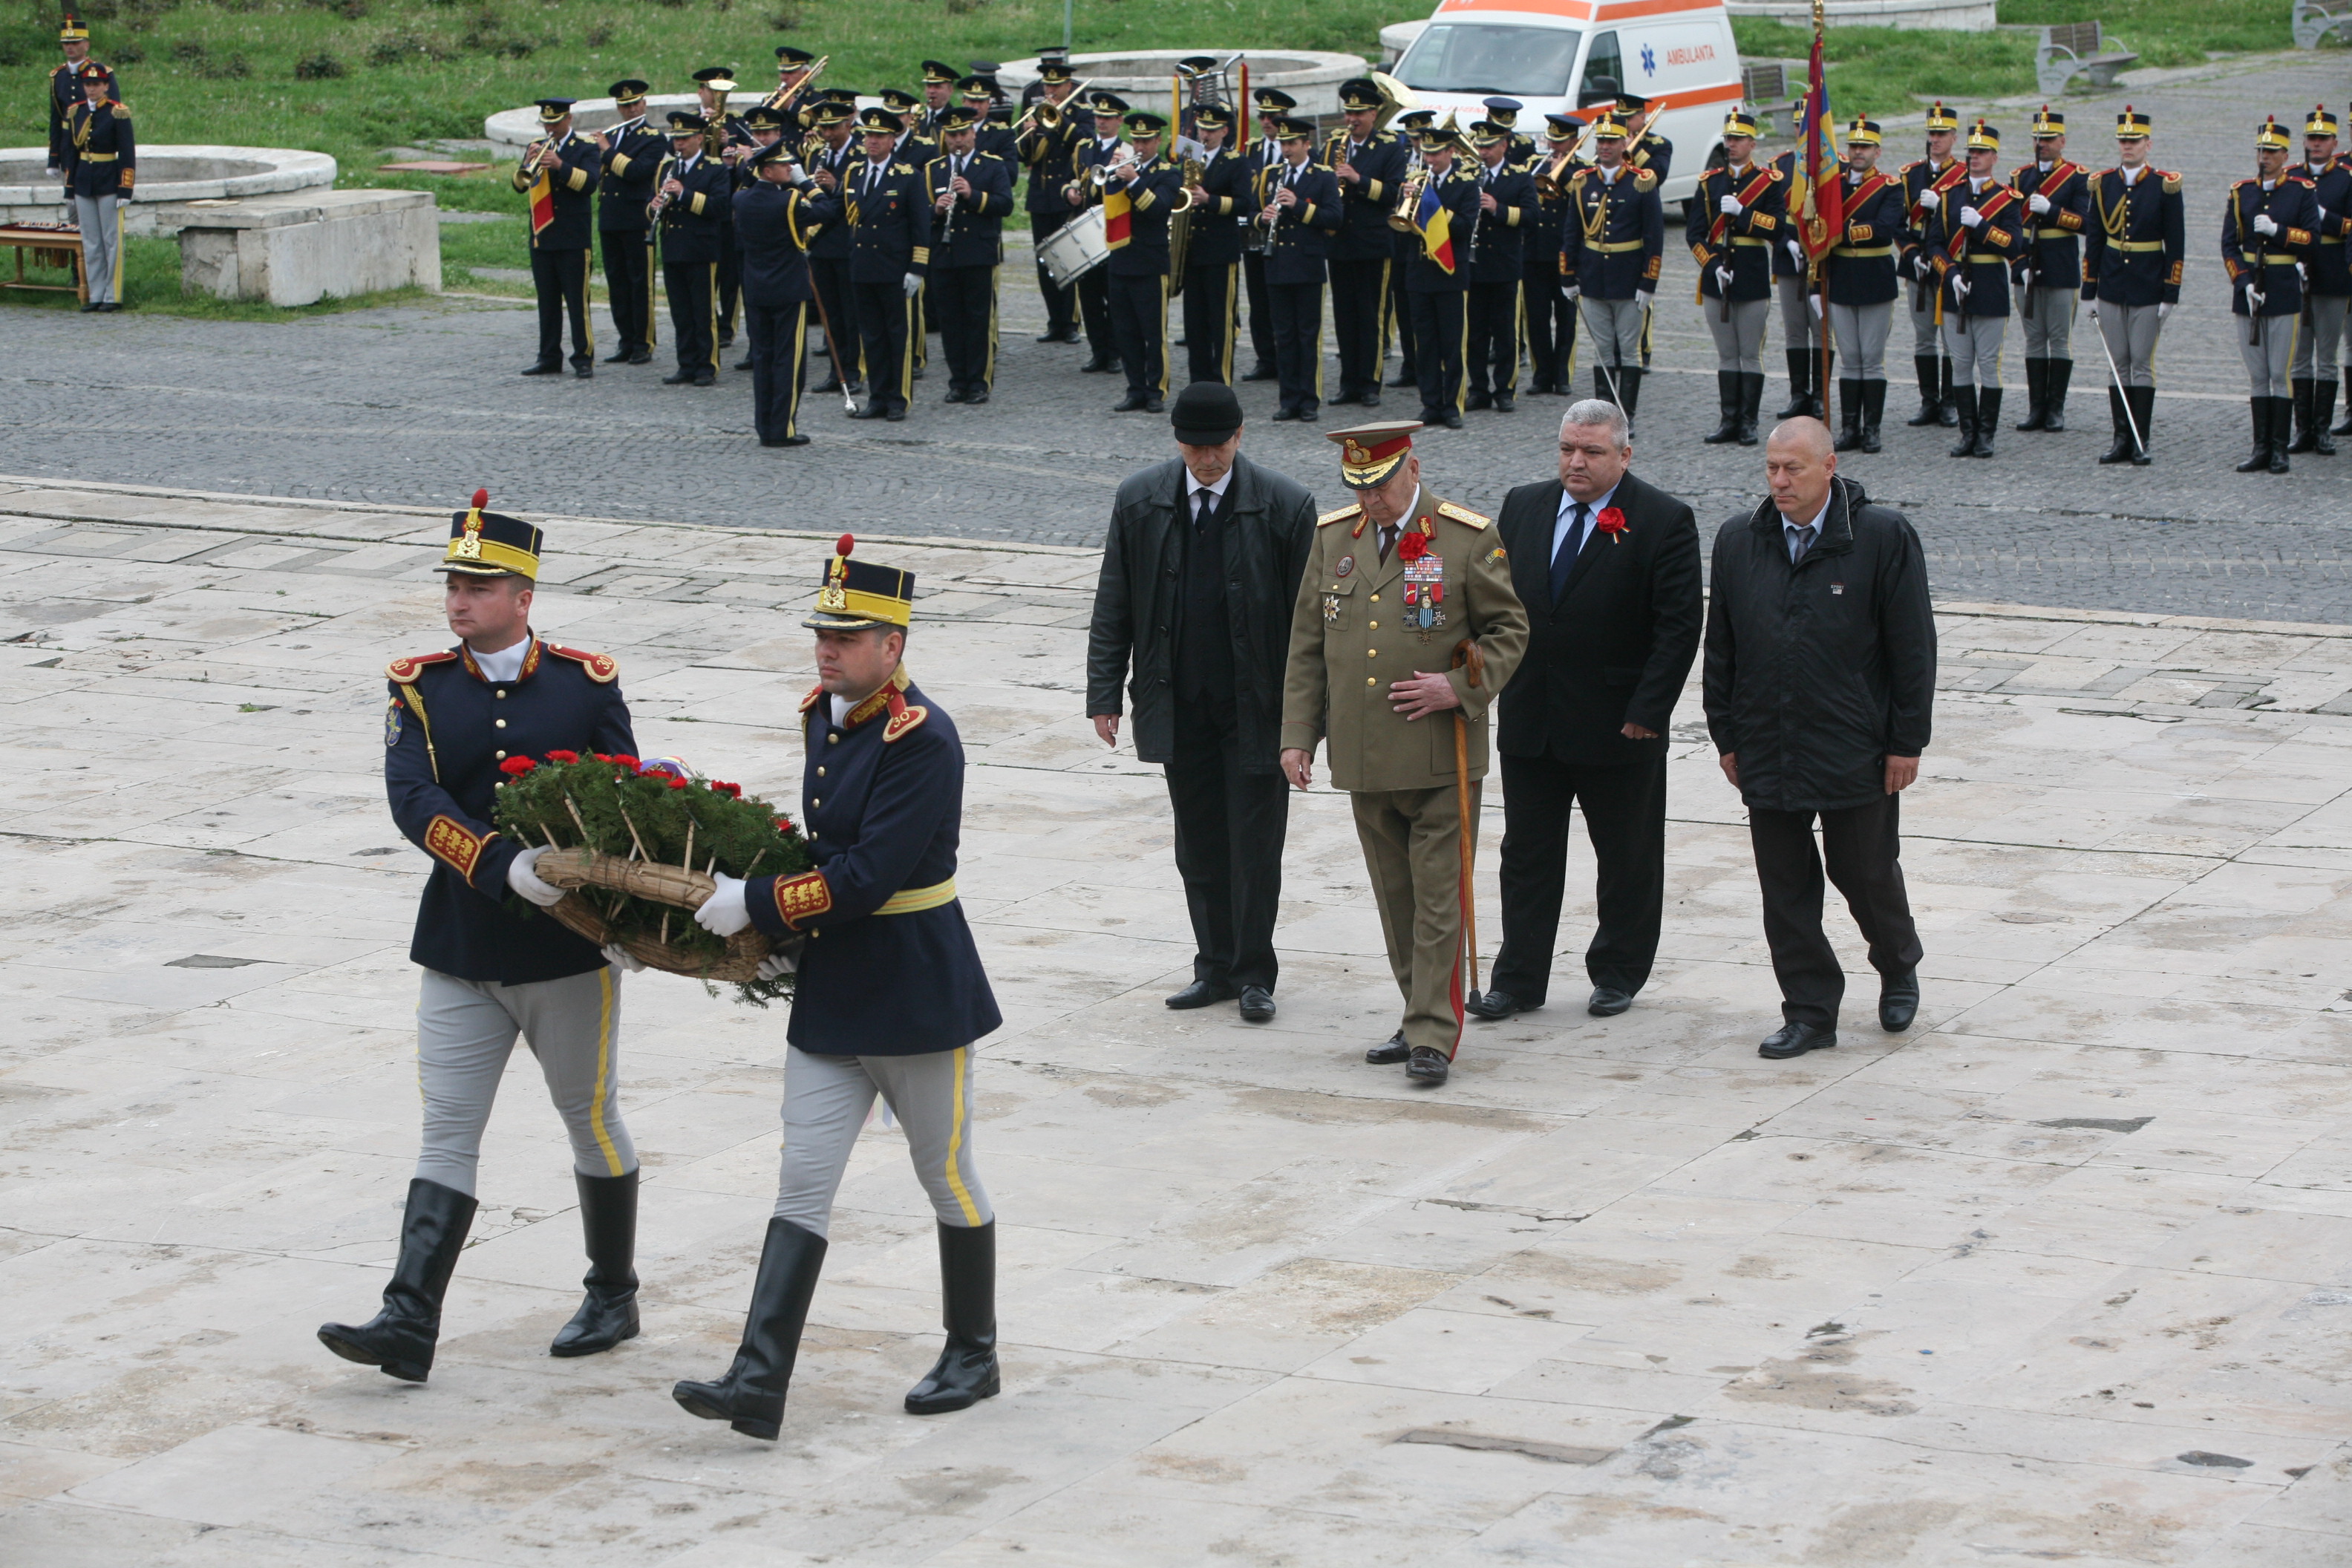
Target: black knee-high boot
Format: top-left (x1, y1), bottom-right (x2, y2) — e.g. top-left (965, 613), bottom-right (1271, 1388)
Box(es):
top-left (1938, 358), bottom-right (1959, 426)
top-left (1833, 376), bottom-right (1864, 451)
top-left (1861, 379), bottom-right (1886, 452)
top-left (1972, 388), bottom-right (2001, 457)
top-left (2127, 384), bottom-right (2155, 464)
top-left (2288, 378), bottom-right (2318, 454)
top-left (2043, 359), bottom-right (2071, 431)
top-left (1736, 370), bottom-right (1765, 445)
top-left (1908, 354), bottom-right (1942, 425)
top-left (1775, 348), bottom-right (1812, 418)
top-left (673, 1216), bottom-right (829, 1441)
top-left (2268, 396), bottom-right (2293, 474)
top-left (319, 1178), bottom-right (477, 1383)
top-left (2313, 377), bottom-right (2339, 455)
top-left (1704, 370), bottom-right (1741, 442)
top-left (2335, 368), bottom-right (2352, 435)
top-left (2015, 358), bottom-right (2048, 431)
top-left (2236, 399), bottom-right (2272, 473)
top-left (551, 1168), bottom-right (639, 1357)
top-left (2100, 386), bottom-right (2134, 463)
top-left (1617, 365), bottom-right (1644, 428)
top-left (1947, 386), bottom-right (1979, 457)
top-left (904, 1220), bottom-right (1000, 1414)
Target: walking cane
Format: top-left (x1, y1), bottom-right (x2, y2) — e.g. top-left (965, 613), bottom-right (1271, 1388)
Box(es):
top-left (2090, 306), bottom-right (2143, 454)
top-left (1450, 637), bottom-right (1486, 998)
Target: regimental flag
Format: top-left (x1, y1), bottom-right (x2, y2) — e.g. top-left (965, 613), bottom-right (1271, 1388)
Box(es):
top-left (527, 151), bottom-right (557, 238)
top-left (1414, 177), bottom-right (1455, 274)
top-left (1794, 25), bottom-right (1841, 263)
top-left (1102, 181), bottom-right (1132, 250)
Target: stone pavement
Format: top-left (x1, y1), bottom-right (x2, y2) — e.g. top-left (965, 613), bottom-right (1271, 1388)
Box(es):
top-left (3, 53), bottom-right (2351, 621)
top-left (4, 479), bottom-right (2352, 1567)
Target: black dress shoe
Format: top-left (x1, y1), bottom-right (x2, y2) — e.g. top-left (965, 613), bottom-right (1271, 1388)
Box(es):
top-left (1464, 989), bottom-right (1526, 1021)
top-left (603, 347), bottom-right (635, 364)
top-left (964, 391), bottom-right (988, 405)
top-left (1878, 969), bottom-right (1919, 1032)
top-left (1271, 407), bottom-right (1301, 422)
top-left (693, 372), bottom-right (716, 388)
top-left (1440, 412), bottom-right (1464, 429)
top-left (628, 350), bottom-right (652, 365)
top-left (1293, 408), bottom-right (1316, 421)
top-left (662, 369), bottom-right (696, 385)
top-left (1464, 390), bottom-right (1492, 411)
top-left (1758, 1022), bottom-right (1838, 1059)
top-left (1144, 396), bottom-right (1165, 414)
top-left (1082, 353), bottom-right (1117, 373)
top-left (885, 406), bottom-right (906, 422)
top-left (1365, 1031), bottom-right (1410, 1065)
top-left (1112, 393), bottom-right (1149, 412)
top-left (1242, 365), bottom-right (1278, 382)
top-left (760, 434), bottom-right (812, 447)
top-left (849, 402), bottom-right (889, 419)
top-left (521, 362), bottom-right (563, 376)
top-left (943, 388), bottom-right (968, 404)
top-left (574, 364), bottom-right (594, 379)
top-left (1388, 370), bottom-right (1420, 388)
top-left (79, 300), bottom-right (102, 313)
top-left (1327, 390), bottom-right (1364, 407)
top-left (1359, 391), bottom-right (1380, 408)
top-left (1587, 987), bottom-right (1633, 1017)
top-left (1406, 1047), bottom-right (1450, 1085)
top-left (812, 377), bottom-right (844, 394)
top-left (1238, 985), bottom-right (1275, 1022)
top-left (1166, 979), bottom-right (1237, 1010)
top-left (1492, 393), bottom-right (1515, 413)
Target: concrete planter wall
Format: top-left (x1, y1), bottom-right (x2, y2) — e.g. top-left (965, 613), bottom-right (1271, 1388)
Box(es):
top-left (177, 189), bottom-right (440, 306)
top-left (0, 146), bottom-right (337, 233)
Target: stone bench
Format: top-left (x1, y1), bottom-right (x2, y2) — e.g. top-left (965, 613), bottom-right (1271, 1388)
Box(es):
top-left (2036, 21), bottom-right (2139, 96)
top-left (2293, 0), bottom-right (2352, 48)
top-left (175, 189), bottom-right (439, 306)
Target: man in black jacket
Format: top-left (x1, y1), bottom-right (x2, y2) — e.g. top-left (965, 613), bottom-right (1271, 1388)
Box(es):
top-left (1087, 385), bottom-right (1318, 1021)
top-left (1704, 418), bottom-right (1934, 1060)
top-left (1469, 399), bottom-right (1701, 1023)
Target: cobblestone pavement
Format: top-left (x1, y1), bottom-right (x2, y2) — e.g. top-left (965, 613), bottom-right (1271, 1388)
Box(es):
top-left (4, 483), bottom-right (2351, 1566)
top-left (2, 55), bottom-right (2349, 624)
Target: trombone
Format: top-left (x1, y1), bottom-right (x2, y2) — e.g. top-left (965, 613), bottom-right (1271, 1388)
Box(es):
top-left (1013, 76), bottom-right (1097, 140)
top-left (763, 52), bottom-right (828, 116)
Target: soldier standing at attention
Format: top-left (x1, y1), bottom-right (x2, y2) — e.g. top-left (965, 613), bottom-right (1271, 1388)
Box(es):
top-left (1325, 78), bottom-right (1409, 408)
top-left (1178, 102), bottom-right (1250, 385)
top-left (2224, 116), bottom-right (2319, 475)
top-left (1279, 422), bottom-right (1529, 1087)
top-left (593, 80), bottom-right (662, 367)
top-left (1689, 110), bottom-right (1787, 446)
top-left (682, 539), bottom-right (1003, 1441)
top-left (1524, 114), bottom-right (1587, 398)
top-left (1388, 109), bottom-right (1436, 395)
top-left (1016, 56), bottom-right (1085, 347)
top-left (2081, 107), bottom-right (2183, 465)
top-left (843, 107), bottom-right (932, 422)
top-left (1241, 87), bottom-right (1298, 383)
top-left (1255, 114), bottom-right (1342, 422)
top-left (1463, 119), bottom-right (1538, 414)
top-left (2287, 105), bottom-right (2348, 454)
top-left (925, 105), bottom-right (1014, 405)
top-left (2010, 108), bottom-right (2091, 432)
top-left (1899, 102), bottom-right (1964, 428)
top-left (512, 98), bottom-right (599, 377)
top-left (320, 496), bottom-right (644, 1385)
top-left (46, 12), bottom-right (102, 181)
top-left (1922, 120), bottom-right (2026, 458)
top-left (56, 62), bottom-right (131, 313)
top-left (1558, 116), bottom-right (1662, 431)
top-left (654, 111), bottom-right (733, 388)
top-left (1771, 98), bottom-right (1826, 421)
top-left (1824, 117), bottom-right (1907, 454)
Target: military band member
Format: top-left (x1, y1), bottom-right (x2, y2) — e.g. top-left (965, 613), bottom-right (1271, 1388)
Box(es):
top-left (958, 75), bottom-right (1019, 164)
top-left (728, 105), bottom-right (792, 371)
top-left (1241, 87), bottom-right (1298, 382)
top-left (774, 45), bottom-right (820, 134)
top-left (1016, 56), bottom-right (1085, 346)
top-left (2011, 106), bottom-right (2091, 432)
top-left (1689, 110), bottom-right (1786, 445)
top-left (512, 98), bottom-right (599, 376)
top-left (2082, 107), bottom-right (2183, 465)
top-left (56, 62), bottom-right (131, 312)
top-left (918, 59), bottom-right (959, 139)
top-left (321, 497), bottom-right (644, 1385)
top-left (1403, 119), bottom-right (1482, 428)
top-left (47, 12), bottom-right (101, 180)
top-left (654, 111), bottom-right (731, 387)
top-left (1022, 44), bottom-right (1069, 111)
top-left (1180, 102), bottom-right (1250, 385)
top-left (1921, 120), bottom-right (2025, 458)
top-left (2288, 105), bottom-right (2348, 454)
top-left (681, 539), bottom-right (1004, 1442)
top-left (736, 141), bottom-right (826, 447)
top-left (1771, 99), bottom-right (1826, 421)
top-left (1616, 91), bottom-right (1673, 372)
top-left (2226, 117), bottom-right (2319, 475)
top-left (1825, 118), bottom-right (1906, 454)
top-left (1326, 78), bottom-right (1410, 408)
top-left (1256, 115), bottom-right (1343, 421)
top-left (1558, 117), bottom-right (1662, 430)
top-left (1463, 120), bottom-right (1538, 413)
top-left (927, 106), bottom-right (1013, 404)
top-left (803, 100), bottom-right (866, 396)
top-left (1388, 108), bottom-right (1437, 392)
top-left (1068, 91), bottom-right (1134, 376)
top-left (593, 80), bottom-right (662, 366)
top-left (693, 69), bottom-right (750, 350)
top-left (1524, 114), bottom-right (1587, 396)
top-left (1482, 96), bottom-right (1540, 169)
top-left (1279, 423), bottom-right (1529, 1087)
top-left (843, 107), bottom-right (932, 421)
top-left (1088, 109), bottom-right (1183, 413)
top-left (881, 88), bottom-right (934, 163)
top-left (1900, 102), bottom-right (1964, 427)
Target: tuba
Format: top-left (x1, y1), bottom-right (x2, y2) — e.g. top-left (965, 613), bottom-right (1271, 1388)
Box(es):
top-left (1368, 70), bottom-right (1415, 134)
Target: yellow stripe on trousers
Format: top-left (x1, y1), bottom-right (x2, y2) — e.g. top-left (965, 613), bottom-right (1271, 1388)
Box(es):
top-left (1221, 262), bottom-right (1238, 384)
top-left (942, 1046), bottom-right (981, 1226)
top-left (111, 197), bottom-right (125, 300)
top-left (589, 964), bottom-right (624, 1175)
top-left (707, 263), bottom-right (719, 371)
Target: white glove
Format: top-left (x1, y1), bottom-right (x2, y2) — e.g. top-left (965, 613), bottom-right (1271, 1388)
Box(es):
top-left (1953, 273), bottom-right (1972, 298)
top-left (902, 272), bottom-right (923, 298)
top-left (1808, 293), bottom-right (1823, 318)
top-left (1718, 194), bottom-right (1742, 216)
top-left (1916, 189), bottom-right (1940, 212)
top-left (1561, 283), bottom-right (1580, 301)
top-left (695, 872), bottom-right (752, 935)
top-left (1787, 239), bottom-right (1803, 264)
top-left (755, 950), bottom-right (797, 981)
top-left (2085, 298), bottom-right (2100, 319)
top-left (507, 845), bottom-right (565, 908)
top-left (2028, 192), bottom-right (2051, 215)
top-left (1959, 205), bottom-right (1982, 229)
top-left (2156, 301), bottom-right (2172, 321)
top-left (601, 943), bottom-right (646, 973)
top-left (2253, 213), bottom-right (2278, 238)
top-left (1635, 290), bottom-right (1653, 310)
top-left (2246, 287), bottom-right (2264, 311)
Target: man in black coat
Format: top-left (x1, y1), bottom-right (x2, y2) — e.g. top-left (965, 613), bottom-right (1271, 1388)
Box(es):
top-left (1469, 399), bottom-right (1701, 1023)
top-left (1086, 385), bottom-right (1319, 1021)
top-left (1703, 417), bottom-right (1935, 1060)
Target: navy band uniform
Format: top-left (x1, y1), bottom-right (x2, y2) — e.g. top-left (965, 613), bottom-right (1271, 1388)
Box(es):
top-left (1180, 110), bottom-right (1252, 385)
top-left (1324, 79), bottom-right (1410, 406)
top-left (655, 114), bottom-right (734, 386)
top-left (596, 81), bottom-right (663, 364)
top-left (843, 108), bottom-right (934, 420)
top-left (514, 99), bottom-right (600, 376)
top-left (1256, 116), bottom-right (1343, 420)
top-left (1463, 120), bottom-right (1538, 411)
top-left (925, 111), bottom-right (1015, 403)
top-left (734, 142), bottom-right (830, 445)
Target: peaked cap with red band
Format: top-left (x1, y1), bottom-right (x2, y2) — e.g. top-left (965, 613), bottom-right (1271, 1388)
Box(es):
top-left (1327, 420), bottom-right (1423, 489)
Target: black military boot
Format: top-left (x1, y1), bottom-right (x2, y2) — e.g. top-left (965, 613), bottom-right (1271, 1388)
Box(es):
top-left (1938, 359), bottom-right (1960, 426)
top-left (1861, 379), bottom-right (1886, 452)
top-left (1702, 370), bottom-right (1742, 442)
top-left (1775, 349), bottom-right (1812, 419)
top-left (2336, 368), bottom-right (2352, 435)
top-left (550, 1169), bottom-right (640, 1357)
top-left (318, 1178), bottom-right (477, 1383)
top-left (2268, 396), bottom-right (2293, 474)
top-left (2313, 377), bottom-right (2339, 455)
top-left (2099, 388), bottom-right (2135, 463)
top-left (1833, 378), bottom-right (1866, 451)
top-left (2236, 399), bottom-right (2273, 472)
top-left (1947, 385), bottom-right (1979, 457)
top-left (1971, 388), bottom-right (2001, 457)
top-left (1736, 371), bottom-right (1765, 445)
top-left (2287, 379), bottom-right (2319, 454)
top-left (2015, 358), bottom-right (2048, 431)
top-left (672, 1216), bottom-right (828, 1441)
top-left (2043, 359), bottom-right (2071, 431)
top-left (904, 1221), bottom-right (1000, 1415)
top-left (1907, 355), bottom-right (1943, 425)
top-left (2127, 385), bottom-right (2155, 464)
top-left (1616, 365), bottom-right (1643, 432)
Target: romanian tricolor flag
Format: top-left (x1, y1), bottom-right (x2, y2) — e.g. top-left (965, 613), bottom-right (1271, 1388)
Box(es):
top-left (1102, 183), bottom-right (1132, 250)
top-left (527, 154), bottom-right (556, 238)
top-left (1414, 178), bottom-right (1455, 275)
top-left (1791, 27), bottom-right (1841, 263)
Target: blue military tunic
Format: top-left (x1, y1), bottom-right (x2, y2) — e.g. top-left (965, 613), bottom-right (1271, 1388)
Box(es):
top-left (384, 636), bottom-right (636, 984)
top-left (744, 668), bottom-right (999, 1057)
top-left (1558, 164), bottom-right (1663, 299)
top-left (2081, 165), bottom-right (2186, 307)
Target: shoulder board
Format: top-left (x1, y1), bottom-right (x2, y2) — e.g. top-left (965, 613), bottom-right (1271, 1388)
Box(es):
top-left (2232, 176), bottom-right (2256, 188)
top-left (386, 650), bottom-right (458, 682)
top-left (1633, 168), bottom-right (1657, 190)
top-left (1765, 167), bottom-right (1784, 181)
top-left (2288, 173), bottom-right (2316, 186)
top-left (1436, 500), bottom-right (1491, 530)
top-left (799, 682), bottom-right (824, 714)
top-left (1318, 504), bottom-right (1362, 528)
top-left (546, 645), bottom-right (619, 683)
top-left (50, 62), bottom-right (67, 76)
top-left (883, 705), bottom-right (930, 742)
top-left (892, 162), bottom-right (915, 174)
top-left (2162, 172), bottom-right (2182, 192)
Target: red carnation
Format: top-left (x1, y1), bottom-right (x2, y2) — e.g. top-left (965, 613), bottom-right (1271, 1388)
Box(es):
top-left (608, 754), bottom-right (640, 769)
top-left (545, 749), bottom-right (579, 765)
top-left (499, 757), bottom-right (535, 776)
top-left (774, 816), bottom-right (796, 834)
top-left (1596, 506), bottom-right (1629, 544)
top-left (667, 777), bottom-right (688, 791)
top-left (711, 781), bottom-right (742, 798)
top-left (1396, 530), bottom-right (1429, 563)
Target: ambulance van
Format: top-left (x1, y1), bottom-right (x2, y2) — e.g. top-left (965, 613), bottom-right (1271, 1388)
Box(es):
top-left (1391, 0), bottom-right (1745, 206)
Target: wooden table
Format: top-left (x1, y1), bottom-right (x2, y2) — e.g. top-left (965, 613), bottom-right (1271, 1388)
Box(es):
top-left (0, 225), bottom-right (88, 304)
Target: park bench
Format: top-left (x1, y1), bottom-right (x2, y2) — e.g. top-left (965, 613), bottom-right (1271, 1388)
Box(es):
top-left (2035, 22), bottom-right (2138, 96)
top-left (2293, 0), bottom-right (2352, 48)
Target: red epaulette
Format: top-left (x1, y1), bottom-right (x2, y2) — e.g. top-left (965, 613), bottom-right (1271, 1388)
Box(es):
top-left (799, 682), bottom-right (825, 715)
top-left (882, 685), bottom-right (929, 743)
top-left (385, 650), bottom-right (458, 682)
top-left (546, 645), bottom-right (619, 683)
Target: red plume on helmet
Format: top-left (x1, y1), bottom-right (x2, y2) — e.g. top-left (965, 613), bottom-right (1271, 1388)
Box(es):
top-left (837, 533), bottom-right (855, 556)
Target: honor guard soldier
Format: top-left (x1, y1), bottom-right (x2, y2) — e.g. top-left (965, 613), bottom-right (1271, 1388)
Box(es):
top-left (693, 69), bottom-right (748, 349)
top-left (1824, 117), bottom-right (1907, 453)
top-left (47, 12), bottom-right (102, 180)
top-left (2225, 116), bottom-right (2320, 474)
top-left (1065, 92), bottom-right (1134, 376)
top-left (56, 62), bottom-right (131, 312)
top-left (1899, 102), bottom-right (1964, 427)
top-left (1017, 56), bottom-right (1085, 345)
top-left (1463, 119), bottom-right (1538, 413)
top-left (1180, 102), bottom-right (1250, 385)
top-left (926, 105), bottom-right (1013, 404)
top-left (918, 59), bottom-right (958, 138)
top-left (681, 538), bottom-right (1004, 1442)
top-left (2288, 105), bottom-right (2348, 453)
top-left (1525, 114), bottom-right (1587, 397)
top-left (1278, 424), bottom-right (1529, 1086)
top-left (653, 111), bottom-right (732, 387)
top-left (514, 99), bottom-right (600, 377)
top-left (1241, 87), bottom-right (1298, 382)
top-left (1089, 110), bottom-right (1184, 413)
top-left (321, 494), bottom-right (645, 1386)
top-left (735, 141), bottom-right (826, 447)
top-left (1325, 78), bottom-right (1411, 408)
top-left (594, 81), bottom-right (662, 366)
top-left (1771, 99), bottom-right (1826, 420)
top-left (843, 107), bottom-right (932, 421)
top-left (1254, 114), bottom-right (1343, 421)
top-left (2011, 106), bottom-right (2091, 432)
top-left (1558, 116), bottom-right (1663, 429)
top-left (1689, 109), bottom-right (1787, 445)
top-left (1402, 117), bottom-right (1483, 428)
top-left (1388, 108), bottom-right (1437, 392)
top-left (1921, 119), bottom-right (2025, 458)
top-left (2082, 107), bottom-right (2183, 465)
top-left (803, 100), bottom-right (865, 398)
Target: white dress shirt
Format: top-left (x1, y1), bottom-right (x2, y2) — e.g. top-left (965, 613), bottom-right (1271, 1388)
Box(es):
top-left (1552, 482), bottom-right (1622, 564)
top-left (472, 635), bottom-right (529, 684)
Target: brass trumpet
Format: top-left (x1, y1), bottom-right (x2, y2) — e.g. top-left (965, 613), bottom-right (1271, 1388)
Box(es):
top-left (1013, 76), bottom-right (1095, 140)
top-left (1388, 165), bottom-right (1429, 232)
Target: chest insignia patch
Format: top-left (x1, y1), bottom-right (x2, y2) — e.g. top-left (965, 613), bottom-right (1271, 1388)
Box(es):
top-left (1401, 555), bottom-right (1447, 631)
top-left (1831, 583), bottom-right (1845, 595)
top-left (1335, 554), bottom-right (1354, 578)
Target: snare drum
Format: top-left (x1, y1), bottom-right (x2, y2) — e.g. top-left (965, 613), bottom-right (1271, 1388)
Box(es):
top-left (1038, 205), bottom-right (1111, 287)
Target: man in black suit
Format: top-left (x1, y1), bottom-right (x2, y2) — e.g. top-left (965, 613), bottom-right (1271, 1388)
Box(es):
top-left (1468, 398), bottom-right (1702, 1022)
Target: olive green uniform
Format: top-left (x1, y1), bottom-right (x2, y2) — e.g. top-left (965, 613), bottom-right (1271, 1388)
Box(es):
top-left (1281, 490), bottom-right (1529, 1058)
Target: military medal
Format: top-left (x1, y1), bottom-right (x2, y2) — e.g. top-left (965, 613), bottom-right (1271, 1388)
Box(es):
top-left (1336, 555), bottom-right (1354, 578)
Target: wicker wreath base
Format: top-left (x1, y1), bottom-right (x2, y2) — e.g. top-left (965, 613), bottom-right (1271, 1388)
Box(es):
top-left (535, 847), bottom-right (788, 983)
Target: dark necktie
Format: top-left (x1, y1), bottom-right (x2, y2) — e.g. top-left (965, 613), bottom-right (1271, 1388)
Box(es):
top-left (1378, 523), bottom-right (1398, 564)
top-left (1195, 488), bottom-right (1215, 530)
top-left (1789, 523), bottom-right (1817, 564)
top-left (1549, 503), bottom-right (1588, 607)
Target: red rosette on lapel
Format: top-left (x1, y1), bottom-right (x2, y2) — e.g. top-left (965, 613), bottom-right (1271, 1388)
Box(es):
top-left (1396, 530), bottom-right (1429, 563)
top-left (1596, 506), bottom-right (1628, 545)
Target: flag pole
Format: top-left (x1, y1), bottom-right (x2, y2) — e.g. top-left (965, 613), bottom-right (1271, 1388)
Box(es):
top-left (1812, 0), bottom-right (1832, 419)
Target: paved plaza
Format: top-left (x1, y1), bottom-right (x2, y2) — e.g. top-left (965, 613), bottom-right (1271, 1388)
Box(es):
top-left (4, 55), bottom-right (2352, 623)
top-left (2, 475), bottom-right (2351, 1565)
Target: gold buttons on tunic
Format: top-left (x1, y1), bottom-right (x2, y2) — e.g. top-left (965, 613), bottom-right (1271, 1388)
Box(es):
top-left (1366, 676), bottom-right (1376, 686)
top-left (816, 766), bottom-right (826, 777)
top-left (1370, 593), bottom-right (1380, 603)
top-left (827, 734), bottom-right (837, 744)
top-left (495, 690), bottom-right (506, 699)
top-left (1367, 649), bottom-right (1377, 658)
top-left (494, 719), bottom-right (506, 728)
top-left (495, 749), bottom-right (506, 760)
top-left (1368, 621), bottom-right (1378, 630)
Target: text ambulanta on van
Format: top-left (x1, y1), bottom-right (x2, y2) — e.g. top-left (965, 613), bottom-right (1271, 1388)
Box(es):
top-left (1394, 0), bottom-right (1744, 206)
